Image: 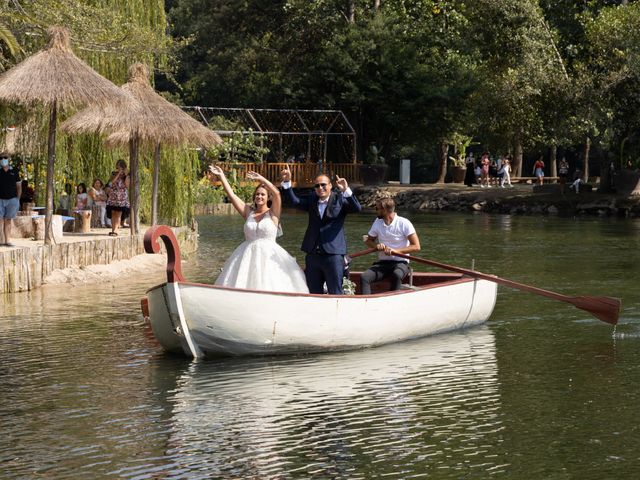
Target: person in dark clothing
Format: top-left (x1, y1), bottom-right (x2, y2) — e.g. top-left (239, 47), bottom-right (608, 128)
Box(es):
top-left (0, 152), bottom-right (22, 247)
top-left (280, 165), bottom-right (362, 294)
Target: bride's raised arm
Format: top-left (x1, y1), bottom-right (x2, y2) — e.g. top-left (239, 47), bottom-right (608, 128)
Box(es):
top-left (246, 170), bottom-right (281, 219)
top-left (207, 165), bottom-right (250, 218)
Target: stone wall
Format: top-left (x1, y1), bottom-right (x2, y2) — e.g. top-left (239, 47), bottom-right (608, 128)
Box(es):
top-left (355, 186), bottom-right (640, 217)
top-left (0, 225), bottom-right (198, 294)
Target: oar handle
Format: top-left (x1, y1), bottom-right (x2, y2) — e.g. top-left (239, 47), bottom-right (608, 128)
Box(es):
top-left (346, 248), bottom-right (377, 260)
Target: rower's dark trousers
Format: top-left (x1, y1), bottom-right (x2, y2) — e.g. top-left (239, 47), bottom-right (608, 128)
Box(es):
top-left (360, 261), bottom-right (410, 295)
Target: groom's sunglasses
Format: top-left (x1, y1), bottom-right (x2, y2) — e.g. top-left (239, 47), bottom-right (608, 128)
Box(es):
top-left (314, 182), bottom-right (329, 189)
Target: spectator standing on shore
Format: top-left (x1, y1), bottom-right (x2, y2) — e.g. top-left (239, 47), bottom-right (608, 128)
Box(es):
top-left (533, 156), bottom-right (545, 185)
top-left (464, 152), bottom-right (476, 187)
top-left (88, 178), bottom-right (108, 227)
top-left (499, 157), bottom-right (513, 187)
top-left (489, 157), bottom-right (499, 186)
top-left (0, 152), bottom-right (22, 247)
top-left (480, 153), bottom-right (491, 188)
top-left (106, 159), bottom-right (130, 236)
top-left (558, 157), bottom-right (569, 194)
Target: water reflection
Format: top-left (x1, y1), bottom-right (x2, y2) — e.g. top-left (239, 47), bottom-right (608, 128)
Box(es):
top-left (152, 326), bottom-right (505, 478)
top-left (2, 210), bottom-right (640, 478)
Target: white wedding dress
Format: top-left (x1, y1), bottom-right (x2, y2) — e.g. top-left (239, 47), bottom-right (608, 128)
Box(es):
top-left (215, 212), bottom-right (309, 293)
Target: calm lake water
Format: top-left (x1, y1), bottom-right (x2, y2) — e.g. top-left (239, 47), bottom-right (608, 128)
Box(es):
top-left (1, 210), bottom-right (640, 478)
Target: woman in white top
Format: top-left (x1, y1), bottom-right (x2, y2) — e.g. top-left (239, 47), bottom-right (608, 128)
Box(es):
top-left (88, 178), bottom-right (108, 227)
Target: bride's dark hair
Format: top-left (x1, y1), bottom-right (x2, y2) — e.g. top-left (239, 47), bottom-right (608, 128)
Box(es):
top-left (252, 183), bottom-right (272, 209)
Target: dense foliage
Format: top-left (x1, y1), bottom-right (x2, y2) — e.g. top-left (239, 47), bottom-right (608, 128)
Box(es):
top-left (2, 0), bottom-right (640, 204)
top-left (165, 0), bottom-right (640, 181)
top-left (0, 0), bottom-right (200, 226)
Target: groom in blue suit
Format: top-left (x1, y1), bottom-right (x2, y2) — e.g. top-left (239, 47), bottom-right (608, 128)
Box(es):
top-left (281, 165), bottom-right (362, 294)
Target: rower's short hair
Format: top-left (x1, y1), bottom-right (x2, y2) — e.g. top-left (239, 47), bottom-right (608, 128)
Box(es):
top-left (377, 197), bottom-right (396, 213)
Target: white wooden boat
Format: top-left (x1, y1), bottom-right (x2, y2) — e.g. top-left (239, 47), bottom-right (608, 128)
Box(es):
top-left (142, 226), bottom-right (497, 358)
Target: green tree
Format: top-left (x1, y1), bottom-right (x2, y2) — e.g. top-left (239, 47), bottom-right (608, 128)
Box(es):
top-left (0, 1), bottom-right (200, 225)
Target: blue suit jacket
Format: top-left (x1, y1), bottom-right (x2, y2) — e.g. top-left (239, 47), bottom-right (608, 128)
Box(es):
top-left (282, 187), bottom-right (362, 255)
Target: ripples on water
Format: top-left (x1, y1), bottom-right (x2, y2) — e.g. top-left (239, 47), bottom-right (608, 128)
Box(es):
top-left (1, 211), bottom-right (640, 478)
top-left (157, 329), bottom-right (503, 479)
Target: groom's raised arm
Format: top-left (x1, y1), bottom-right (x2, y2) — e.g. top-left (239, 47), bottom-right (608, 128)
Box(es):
top-left (280, 166), bottom-right (309, 210)
top-left (343, 193), bottom-right (362, 213)
top-left (335, 175), bottom-right (362, 214)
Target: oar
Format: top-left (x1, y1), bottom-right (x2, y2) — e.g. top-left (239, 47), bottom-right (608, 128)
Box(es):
top-left (389, 252), bottom-right (621, 326)
top-left (345, 248), bottom-right (377, 261)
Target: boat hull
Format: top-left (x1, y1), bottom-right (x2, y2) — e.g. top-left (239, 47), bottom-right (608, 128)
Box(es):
top-left (146, 276), bottom-right (497, 358)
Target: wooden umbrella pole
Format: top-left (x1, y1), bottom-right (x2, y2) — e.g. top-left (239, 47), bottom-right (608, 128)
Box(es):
top-left (151, 142), bottom-right (160, 226)
top-left (129, 135), bottom-right (140, 235)
top-left (44, 99), bottom-right (57, 245)
top-left (392, 252), bottom-right (621, 326)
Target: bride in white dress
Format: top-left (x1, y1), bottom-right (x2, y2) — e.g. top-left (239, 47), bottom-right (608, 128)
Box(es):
top-left (208, 165), bottom-right (309, 293)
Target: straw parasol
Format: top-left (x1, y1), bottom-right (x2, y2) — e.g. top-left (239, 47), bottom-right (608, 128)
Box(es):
top-left (0, 26), bottom-right (131, 244)
top-left (62, 62), bottom-right (222, 233)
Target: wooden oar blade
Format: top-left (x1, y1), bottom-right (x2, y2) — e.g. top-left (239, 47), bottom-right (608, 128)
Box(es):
top-left (571, 296), bottom-right (621, 325)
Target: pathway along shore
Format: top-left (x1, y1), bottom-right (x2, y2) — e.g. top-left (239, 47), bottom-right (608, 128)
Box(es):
top-left (0, 224), bottom-right (197, 294)
top-left (353, 183), bottom-right (640, 217)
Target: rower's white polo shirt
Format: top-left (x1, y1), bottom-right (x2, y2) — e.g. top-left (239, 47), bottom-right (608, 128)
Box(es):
top-left (368, 215), bottom-right (416, 262)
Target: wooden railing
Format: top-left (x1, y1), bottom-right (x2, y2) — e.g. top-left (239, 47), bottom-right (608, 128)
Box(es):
top-left (212, 162), bottom-right (362, 188)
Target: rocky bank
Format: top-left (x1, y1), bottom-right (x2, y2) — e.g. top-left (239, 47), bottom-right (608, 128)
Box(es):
top-left (353, 183), bottom-right (640, 217)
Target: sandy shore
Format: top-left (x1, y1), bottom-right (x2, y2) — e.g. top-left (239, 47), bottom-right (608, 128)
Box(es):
top-left (42, 252), bottom-right (167, 286)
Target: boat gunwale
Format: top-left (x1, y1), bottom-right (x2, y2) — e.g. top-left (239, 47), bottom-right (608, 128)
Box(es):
top-left (145, 272), bottom-right (489, 298)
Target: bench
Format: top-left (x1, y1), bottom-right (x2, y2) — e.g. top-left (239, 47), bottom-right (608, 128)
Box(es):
top-left (511, 176), bottom-right (560, 184)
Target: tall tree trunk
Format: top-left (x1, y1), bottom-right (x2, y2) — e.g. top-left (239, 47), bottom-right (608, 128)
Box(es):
top-left (44, 100), bottom-right (57, 245)
top-left (513, 136), bottom-right (523, 177)
top-left (374, 0), bottom-right (381, 10)
top-left (583, 136), bottom-right (590, 182)
top-left (347, 0), bottom-right (355, 23)
top-left (550, 144), bottom-right (557, 177)
top-left (151, 142), bottom-right (161, 226)
top-left (436, 141), bottom-right (448, 183)
top-left (129, 136), bottom-right (140, 236)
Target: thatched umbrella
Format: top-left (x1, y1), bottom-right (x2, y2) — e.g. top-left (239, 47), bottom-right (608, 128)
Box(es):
top-left (0, 26), bottom-right (131, 244)
top-left (62, 63), bottom-right (222, 234)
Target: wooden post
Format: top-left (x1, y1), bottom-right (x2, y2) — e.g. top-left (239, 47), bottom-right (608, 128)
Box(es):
top-left (129, 135), bottom-right (140, 235)
top-left (151, 142), bottom-right (161, 226)
top-left (74, 210), bottom-right (92, 233)
top-left (44, 100), bottom-right (57, 245)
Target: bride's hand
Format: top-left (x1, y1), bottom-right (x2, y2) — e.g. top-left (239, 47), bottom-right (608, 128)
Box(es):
top-left (246, 170), bottom-right (265, 182)
top-left (208, 164), bottom-right (224, 178)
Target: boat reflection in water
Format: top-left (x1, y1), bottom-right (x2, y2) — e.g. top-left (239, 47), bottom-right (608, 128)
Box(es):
top-left (154, 325), bottom-right (506, 478)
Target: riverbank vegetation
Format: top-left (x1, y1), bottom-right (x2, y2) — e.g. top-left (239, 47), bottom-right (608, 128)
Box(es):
top-left (164, 0), bottom-right (640, 184)
top-left (2, 1), bottom-right (640, 223)
top-left (0, 0), bottom-right (200, 226)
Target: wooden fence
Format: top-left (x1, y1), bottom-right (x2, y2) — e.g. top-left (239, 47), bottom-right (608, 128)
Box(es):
top-left (213, 162), bottom-right (362, 188)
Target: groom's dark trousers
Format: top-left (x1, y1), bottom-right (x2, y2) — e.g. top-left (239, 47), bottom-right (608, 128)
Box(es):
top-left (281, 187), bottom-right (361, 294)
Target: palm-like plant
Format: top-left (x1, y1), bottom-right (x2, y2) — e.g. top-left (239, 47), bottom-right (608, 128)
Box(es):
top-left (0, 25), bottom-right (21, 68)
